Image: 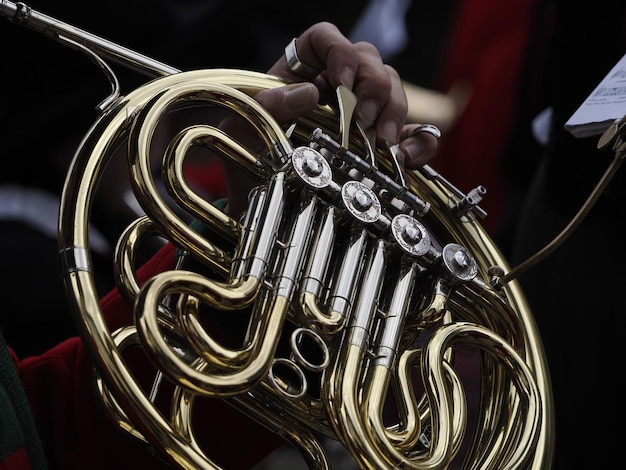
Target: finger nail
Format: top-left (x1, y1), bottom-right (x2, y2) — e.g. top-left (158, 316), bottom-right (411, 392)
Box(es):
top-left (285, 83), bottom-right (316, 109)
top-left (380, 121), bottom-right (398, 143)
top-left (340, 66), bottom-right (355, 88)
top-left (403, 140), bottom-right (425, 167)
top-left (358, 99), bottom-right (378, 127)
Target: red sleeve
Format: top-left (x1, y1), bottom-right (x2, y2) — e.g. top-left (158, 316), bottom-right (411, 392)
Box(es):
top-left (15, 243), bottom-right (282, 469)
top-left (433, 0), bottom-right (539, 235)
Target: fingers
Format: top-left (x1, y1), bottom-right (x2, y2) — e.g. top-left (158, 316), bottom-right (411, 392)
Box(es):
top-left (270, 23), bottom-right (407, 145)
top-left (397, 124), bottom-right (440, 168)
top-left (269, 22), bottom-right (357, 88)
top-left (352, 58), bottom-right (405, 144)
top-left (265, 22), bottom-right (440, 168)
top-left (252, 83), bottom-right (319, 124)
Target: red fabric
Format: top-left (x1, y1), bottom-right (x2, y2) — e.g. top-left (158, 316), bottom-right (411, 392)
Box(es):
top-left (0, 448), bottom-right (30, 469)
top-left (185, 159), bottom-right (228, 201)
top-left (13, 243), bottom-right (282, 469)
top-left (433, 0), bottom-right (539, 234)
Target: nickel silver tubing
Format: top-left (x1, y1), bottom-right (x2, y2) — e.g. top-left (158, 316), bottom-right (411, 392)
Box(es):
top-left (0, 1), bottom-right (180, 78)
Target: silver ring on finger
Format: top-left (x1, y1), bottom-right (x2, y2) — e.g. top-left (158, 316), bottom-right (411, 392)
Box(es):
top-left (412, 124), bottom-right (442, 139)
top-left (285, 38), bottom-right (321, 80)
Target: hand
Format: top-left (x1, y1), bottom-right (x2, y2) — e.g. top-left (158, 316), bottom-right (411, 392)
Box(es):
top-left (223, 22), bottom-right (439, 215)
top-left (267, 22), bottom-right (438, 167)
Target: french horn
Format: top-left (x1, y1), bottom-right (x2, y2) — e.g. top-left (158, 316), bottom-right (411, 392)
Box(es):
top-left (1, 2), bottom-right (554, 468)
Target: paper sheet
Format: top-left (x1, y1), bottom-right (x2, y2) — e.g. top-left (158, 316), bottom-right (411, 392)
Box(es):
top-left (565, 52), bottom-right (626, 138)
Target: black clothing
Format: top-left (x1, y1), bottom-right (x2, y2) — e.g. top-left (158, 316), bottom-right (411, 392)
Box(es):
top-left (506, 1), bottom-right (626, 468)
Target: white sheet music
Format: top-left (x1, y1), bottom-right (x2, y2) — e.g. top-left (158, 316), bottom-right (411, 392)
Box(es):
top-left (565, 52), bottom-right (626, 138)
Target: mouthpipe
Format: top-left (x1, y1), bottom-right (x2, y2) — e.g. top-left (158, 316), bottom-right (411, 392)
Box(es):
top-left (1, 0), bottom-right (180, 77)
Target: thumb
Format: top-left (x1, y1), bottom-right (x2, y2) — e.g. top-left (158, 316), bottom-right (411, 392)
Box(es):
top-left (253, 83), bottom-right (319, 124)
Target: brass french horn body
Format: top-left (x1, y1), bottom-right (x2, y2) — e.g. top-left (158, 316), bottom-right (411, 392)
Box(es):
top-left (2, 2), bottom-right (554, 468)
